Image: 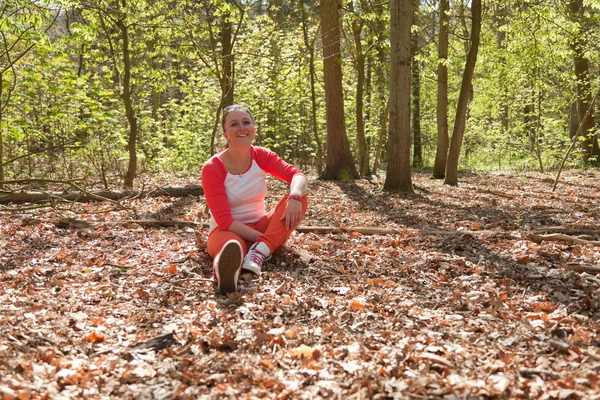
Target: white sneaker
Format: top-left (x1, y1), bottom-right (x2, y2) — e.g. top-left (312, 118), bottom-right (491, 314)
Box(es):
top-left (215, 240), bottom-right (242, 295)
top-left (242, 242), bottom-right (271, 275)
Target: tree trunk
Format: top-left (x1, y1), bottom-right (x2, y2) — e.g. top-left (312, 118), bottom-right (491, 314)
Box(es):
top-left (372, 99), bottom-right (389, 174)
top-left (569, 101), bottom-right (579, 139)
top-left (569, 0), bottom-right (600, 162)
top-left (320, 0), bottom-right (358, 180)
top-left (384, 0), bottom-right (413, 193)
top-left (351, 2), bottom-right (369, 176)
top-left (221, 6), bottom-right (234, 107)
top-left (432, 0), bottom-right (449, 179)
top-left (299, 0), bottom-right (322, 174)
top-left (411, 3), bottom-right (422, 168)
top-left (444, 0), bottom-right (481, 186)
top-left (0, 73), bottom-right (4, 184)
top-left (495, 3), bottom-right (509, 133)
top-left (118, 18), bottom-right (138, 189)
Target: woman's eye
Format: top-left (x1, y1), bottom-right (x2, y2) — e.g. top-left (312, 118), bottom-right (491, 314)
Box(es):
top-left (243, 121), bottom-right (252, 126)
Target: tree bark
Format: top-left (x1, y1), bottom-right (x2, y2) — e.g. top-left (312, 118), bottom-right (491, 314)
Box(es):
top-left (0, 73), bottom-right (4, 184)
top-left (351, 1), bottom-right (369, 176)
top-left (569, 0), bottom-right (600, 162)
top-left (320, 0), bottom-right (358, 180)
top-left (299, 0), bottom-right (323, 175)
top-left (118, 17), bottom-right (138, 189)
top-left (221, 4), bottom-right (234, 108)
top-left (432, 0), bottom-right (449, 179)
top-left (383, 0), bottom-right (413, 192)
top-left (411, 3), bottom-right (422, 168)
top-left (372, 99), bottom-right (389, 174)
top-left (444, 0), bottom-right (481, 186)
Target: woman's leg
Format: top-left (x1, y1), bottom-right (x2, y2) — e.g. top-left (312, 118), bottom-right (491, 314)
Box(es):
top-left (207, 228), bottom-right (251, 259)
top-left (207, 228), bottom-right (250, 294)
top-left (250, 193), bottom-right (308, 254)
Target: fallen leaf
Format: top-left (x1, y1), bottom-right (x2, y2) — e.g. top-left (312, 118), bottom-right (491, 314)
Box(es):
top-left (349, 298), bottom-right (365, 311)
top-left (85, 332), bottom-right (105, 343)
top-left (290, 344), bottom-right (321, 361)
top-left (167, 264), bottom-right (178, 274)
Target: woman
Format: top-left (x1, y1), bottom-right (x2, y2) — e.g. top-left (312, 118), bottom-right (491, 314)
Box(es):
top-left (202, 104), bottom-right (308, 295)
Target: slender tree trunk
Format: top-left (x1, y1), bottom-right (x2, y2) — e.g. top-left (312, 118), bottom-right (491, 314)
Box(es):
top-left (384, 0), bottom-right (413, 192)
top-left (118, 18), bottom-right (138, 189)
top-left (432, 0), bottom-right (449, 178)
top-left (320, 0), bottom-right (358, 180)
top-left (372, 99), bottom-right (389, 174)
top-left (411, 3), bottom-right (422, 168)
top-left (444, 0), bottom-right (481, 186)
top-left (569, 101), bottom-right (579, 138)
top-left (495, 3), bottom-right (509, 133)
top-left (0, 74), bottom-right (4, 184)
top-left (351, 2), bottom-right (369, 176)
top-left (298, 0), bottom-right (322, 174)
top-left (569, 0), bottom-right (599, 161)
top-left (221, 7), bottom-right (234, 107)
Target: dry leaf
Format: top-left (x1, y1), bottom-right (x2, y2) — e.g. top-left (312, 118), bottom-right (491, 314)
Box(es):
top-left (290, 344), bottom-right (321, 361)
top-left (349, 298), bottom-right (365, 311)
top-left (415, 352), bottom-right (453, 368)
top-left (85, 332), bottom-right (105, 343)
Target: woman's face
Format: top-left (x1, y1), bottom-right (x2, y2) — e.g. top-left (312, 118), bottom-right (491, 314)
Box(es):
top-left (223, 109), bottom-right (256, 147)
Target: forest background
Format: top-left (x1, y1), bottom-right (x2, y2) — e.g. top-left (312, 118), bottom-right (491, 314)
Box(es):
top-left (2, 1), bottom-right (600, 398)
top-left (1, 0), bottom-right (599, 192)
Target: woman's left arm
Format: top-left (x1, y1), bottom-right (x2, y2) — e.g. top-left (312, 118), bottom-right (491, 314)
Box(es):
top-left (290, 173), bottom-right (307, 196)
top-left (281, 174), bottom-right (308, 229)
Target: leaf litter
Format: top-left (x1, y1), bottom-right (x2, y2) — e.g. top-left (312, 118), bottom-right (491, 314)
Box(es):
top-left (0, 170), bottom-right (599, 399)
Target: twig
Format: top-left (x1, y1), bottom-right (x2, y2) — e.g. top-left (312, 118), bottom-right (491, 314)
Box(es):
top-left (519, 368), bottom-right (564, 378)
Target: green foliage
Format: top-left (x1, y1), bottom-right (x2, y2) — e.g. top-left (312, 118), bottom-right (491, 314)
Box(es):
top-left (1, 0), bottom-right (599, 185)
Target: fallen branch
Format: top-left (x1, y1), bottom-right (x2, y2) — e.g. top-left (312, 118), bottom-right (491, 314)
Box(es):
top-left (525, 232), bottom-right (600, 246)
top-left (0, 184), bottom-right (204, 205)
top-left (565, 264), bottom-right (600, 275)
top-left (130, 332), bottom-right (176, 352)
top-left (296, 226), bottom-right (398, 235)
top-left (22, 217), bottom-right (204, 229)
top-left (531, 226), bottom-right (600, 237)
top-left (475, 188), bottom-right (515, 199)
top-left (519, 368), bottom-right (564, 379)
top-left (28, 218), bottom-right (525, 243)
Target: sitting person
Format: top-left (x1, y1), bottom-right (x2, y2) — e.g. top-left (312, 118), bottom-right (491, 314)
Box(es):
top-left (201, 103), bottom-right (308, 295)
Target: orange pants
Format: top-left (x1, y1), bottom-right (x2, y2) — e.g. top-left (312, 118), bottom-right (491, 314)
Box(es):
top-left (207, 193), bottom-right (308, 263)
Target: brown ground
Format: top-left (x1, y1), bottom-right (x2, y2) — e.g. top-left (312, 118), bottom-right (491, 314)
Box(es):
top-left (1, 170), bottom-right (599, 399)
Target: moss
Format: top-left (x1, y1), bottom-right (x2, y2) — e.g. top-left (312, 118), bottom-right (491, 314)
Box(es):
top-left (339, 169), bottom-right (354, 181)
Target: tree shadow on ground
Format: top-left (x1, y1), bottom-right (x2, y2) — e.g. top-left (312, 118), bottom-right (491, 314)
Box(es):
top-left (333, 177), bottom-right (599, 322)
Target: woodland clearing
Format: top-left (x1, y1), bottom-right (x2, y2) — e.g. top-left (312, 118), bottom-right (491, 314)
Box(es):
top-left (0, 170), bottom-right (599, 399)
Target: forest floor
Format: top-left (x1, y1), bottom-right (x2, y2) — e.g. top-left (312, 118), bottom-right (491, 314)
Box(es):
top-left (1, 169), bottom-right (600, 399)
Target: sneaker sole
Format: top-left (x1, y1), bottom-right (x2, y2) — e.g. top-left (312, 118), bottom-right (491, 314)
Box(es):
top-left (217, 242), bottom-right (242, 295)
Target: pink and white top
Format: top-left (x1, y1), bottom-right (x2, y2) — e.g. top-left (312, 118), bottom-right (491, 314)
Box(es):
top-left (202, 146), bottom-right (304, 232)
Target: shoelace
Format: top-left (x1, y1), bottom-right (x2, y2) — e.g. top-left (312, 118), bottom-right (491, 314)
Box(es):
top-left (251, 249), bottom-right (266, 265)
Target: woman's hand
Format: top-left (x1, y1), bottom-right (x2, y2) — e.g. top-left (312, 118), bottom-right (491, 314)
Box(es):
top-left (281, 198), bottom-right (303, 230)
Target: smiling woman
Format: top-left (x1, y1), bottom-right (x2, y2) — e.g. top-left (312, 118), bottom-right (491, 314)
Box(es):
top-left (201, 104), bottom-right (309, 295)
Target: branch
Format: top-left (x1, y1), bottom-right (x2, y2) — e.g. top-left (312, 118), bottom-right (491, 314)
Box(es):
top-left (524, 232), bottom-right (600, 246)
